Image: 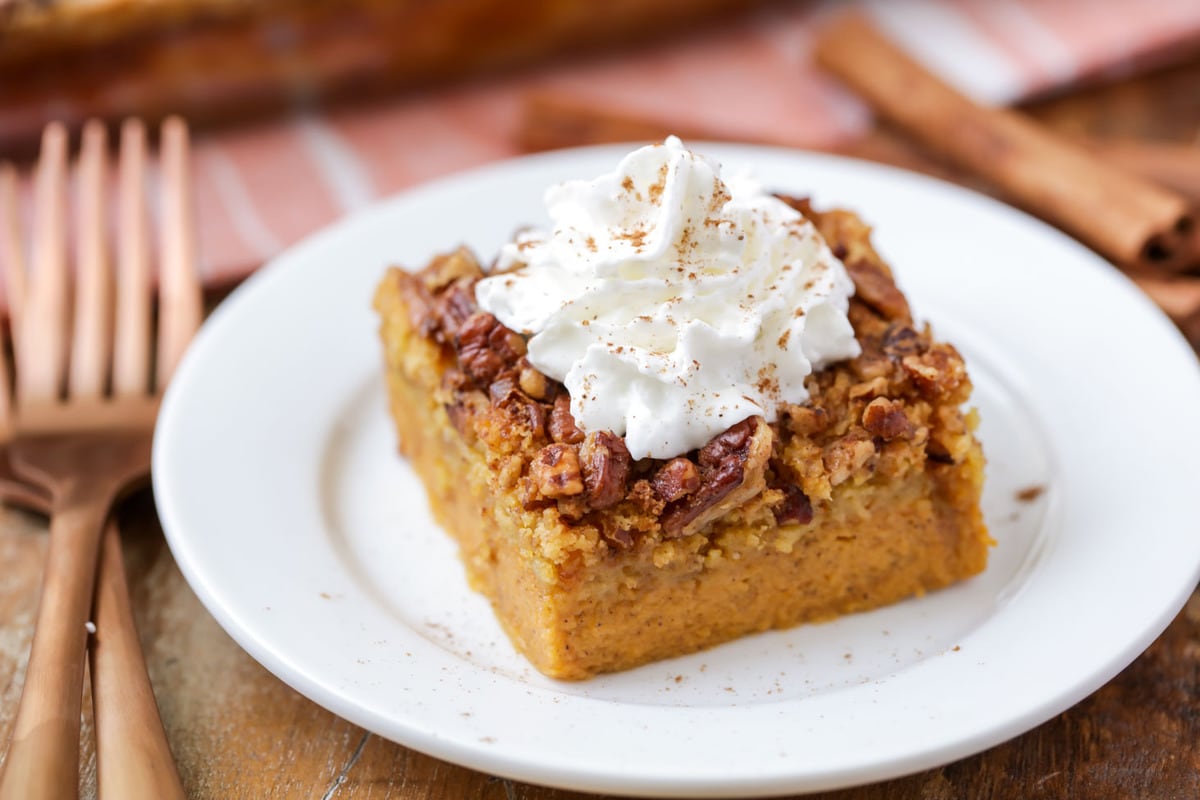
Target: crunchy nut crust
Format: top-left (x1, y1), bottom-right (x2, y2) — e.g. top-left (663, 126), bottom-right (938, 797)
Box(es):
top-left (387, 199), bottom-right (980, 553)
top-left (531, 443), bottom-right (585, 498)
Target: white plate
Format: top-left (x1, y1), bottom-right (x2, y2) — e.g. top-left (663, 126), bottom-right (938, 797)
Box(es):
top-left (153, 144), bottom-right (1200, 797)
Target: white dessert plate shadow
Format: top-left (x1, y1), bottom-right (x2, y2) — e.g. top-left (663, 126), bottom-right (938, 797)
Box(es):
top-left (153, 143), bottom-right (1200, 797)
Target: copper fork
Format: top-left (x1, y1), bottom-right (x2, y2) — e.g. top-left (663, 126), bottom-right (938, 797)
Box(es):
top-left (0, 118), bottom-right (198, 799)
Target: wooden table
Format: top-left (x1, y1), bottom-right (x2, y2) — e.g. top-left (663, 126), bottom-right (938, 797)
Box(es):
top-left (2, 56), bottom-right (1199, 800)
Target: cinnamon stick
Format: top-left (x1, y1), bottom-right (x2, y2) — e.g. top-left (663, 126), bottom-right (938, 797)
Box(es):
top-left (813, 13), bottom-right (1196, 273)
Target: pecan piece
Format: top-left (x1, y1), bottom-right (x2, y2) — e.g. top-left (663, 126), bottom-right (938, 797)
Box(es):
top-left (698, 418), bottom-right (753, 466)
top-left (578, 431), bottom-right (631, 510)
top-left (420, 247), bottom-right (483, 292)
top-left (862, 397), bottom-right (913, 440)
top-left (434, 278), bottom-right (479, 339)
top-left (660, 418), bottom-right (772, 538)
top-left (548, 394), bottom-right (585, 444)
top-left (393, 269), bottom-right (438, 338)
top-left (517, 361), bottom-right (549, 400)
top-left (851, 353), bottom-right (893, 382)
top-left (455, 311), bottom-right (507, 386)
top-left (848, 376), bottom-right (890, 400)
top-left (901, 344), bottom-right (966, 396)
top-left (823, 431), bottom-right (876, 487)
top-left (488, 374), bottom-right (519, 405)
top-left (773, 484), bottom-right (814, 525)
top-left (651, 458), bottom-right (701, 503)
top-left (844, 258), bottom-right (910, 321)
top-left (487, 320), bottom-right (527, 362)
top-left (485, 373), bottom-right (546, 436)
top-left (881, 324), bottom-right (925, 359)
top-left (660, 458), bottom-right (745, 537)
top-left (510, 396), bottom-right (547, 438)
top-left (531, 443), bottom-right (584, 498)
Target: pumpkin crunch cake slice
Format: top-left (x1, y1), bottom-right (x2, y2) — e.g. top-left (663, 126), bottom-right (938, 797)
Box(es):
top-left (375, 138), bottom-right (989, 679)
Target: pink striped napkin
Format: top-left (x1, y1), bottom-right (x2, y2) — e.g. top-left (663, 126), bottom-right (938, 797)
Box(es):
top-left (11, 0), bottom-right (1200, 294)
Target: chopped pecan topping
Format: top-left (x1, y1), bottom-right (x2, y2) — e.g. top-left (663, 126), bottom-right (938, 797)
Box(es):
top-left (487, 320), bottom-right (527, 363)
top-left (861, 397), bottom-right (913, 440)
top-left (698, 418), bottom-right (753, 466)
top-left (505, 394), bottom-right (546, 438)
top-left (394, 270), bottom-right (437, 338)
top-left (488, 374), bottom-right (519, 405)
top-left (433, 279), bottom-right (478, 339)
top-left (420, 247), bottom-right (483, 293)
top-left (455, 312), bottom-right (508, 386)
top-left (823, 431), bottom-right (876, 486)
top-left (530, 443), bottom-right (584, 498)
top-left (390, 207), bottom-right (983, 553)
top-left (578, 431), bottom-right (631, 510)
top-left (844, 258), bottom-right (910, 321)
top-left (881, 324), bottom-right (925, 359)
top-left (548, 394), bottom-right (585, 444)
top-left (660, 418), bottom-right (771, 538)
top-left (517, 362), bottom-right (549, 400)
top-left (848, 376), bottom-right (890, 400)
top-left (901, 345), bottom-right (966, 396)
top-left (651, 458), bottom-right (701, 503)
top-left (660, 458), bottom-right (745, 538)
top-left (851, 353), bottom-right (893, 381)
top-left (772, 484), bottom-right (814, 525)
top-left (482, 373), bottom-right (545, 437)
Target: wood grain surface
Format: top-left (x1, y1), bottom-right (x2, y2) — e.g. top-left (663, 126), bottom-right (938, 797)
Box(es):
top-left (2, 53), bottom-right (1199, 800)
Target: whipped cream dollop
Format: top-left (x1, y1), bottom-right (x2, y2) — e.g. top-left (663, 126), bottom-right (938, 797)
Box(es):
top-left (474, 136), bottom-right (860, 460)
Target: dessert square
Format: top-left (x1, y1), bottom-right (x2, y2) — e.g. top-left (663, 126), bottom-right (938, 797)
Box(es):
top-left (374, 141), bottom-right (989, 679)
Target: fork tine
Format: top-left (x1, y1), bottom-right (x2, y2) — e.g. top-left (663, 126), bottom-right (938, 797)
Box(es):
top-left (0, 302), bottom-right (13, 445)
top-left (16, 122), bottom-right (70, 403)
top-left (95, 116), bottom-right (192, 800)
top-left (0, 163), bottom-right (28, 341)
top-left (0, 164), bottom-right (24, 441)
top-left (113, 118), bottom-right (152, 398)
top-left (155, 117), bottom-right (202, 389)
top-left (68, 121), bottom-right (113, 399)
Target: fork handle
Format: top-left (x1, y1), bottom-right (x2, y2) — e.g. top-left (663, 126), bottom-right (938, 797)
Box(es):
top-left (0, 491), bottom-right (110, 800)
top-left (90, 520), bottom-right (186, 800)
